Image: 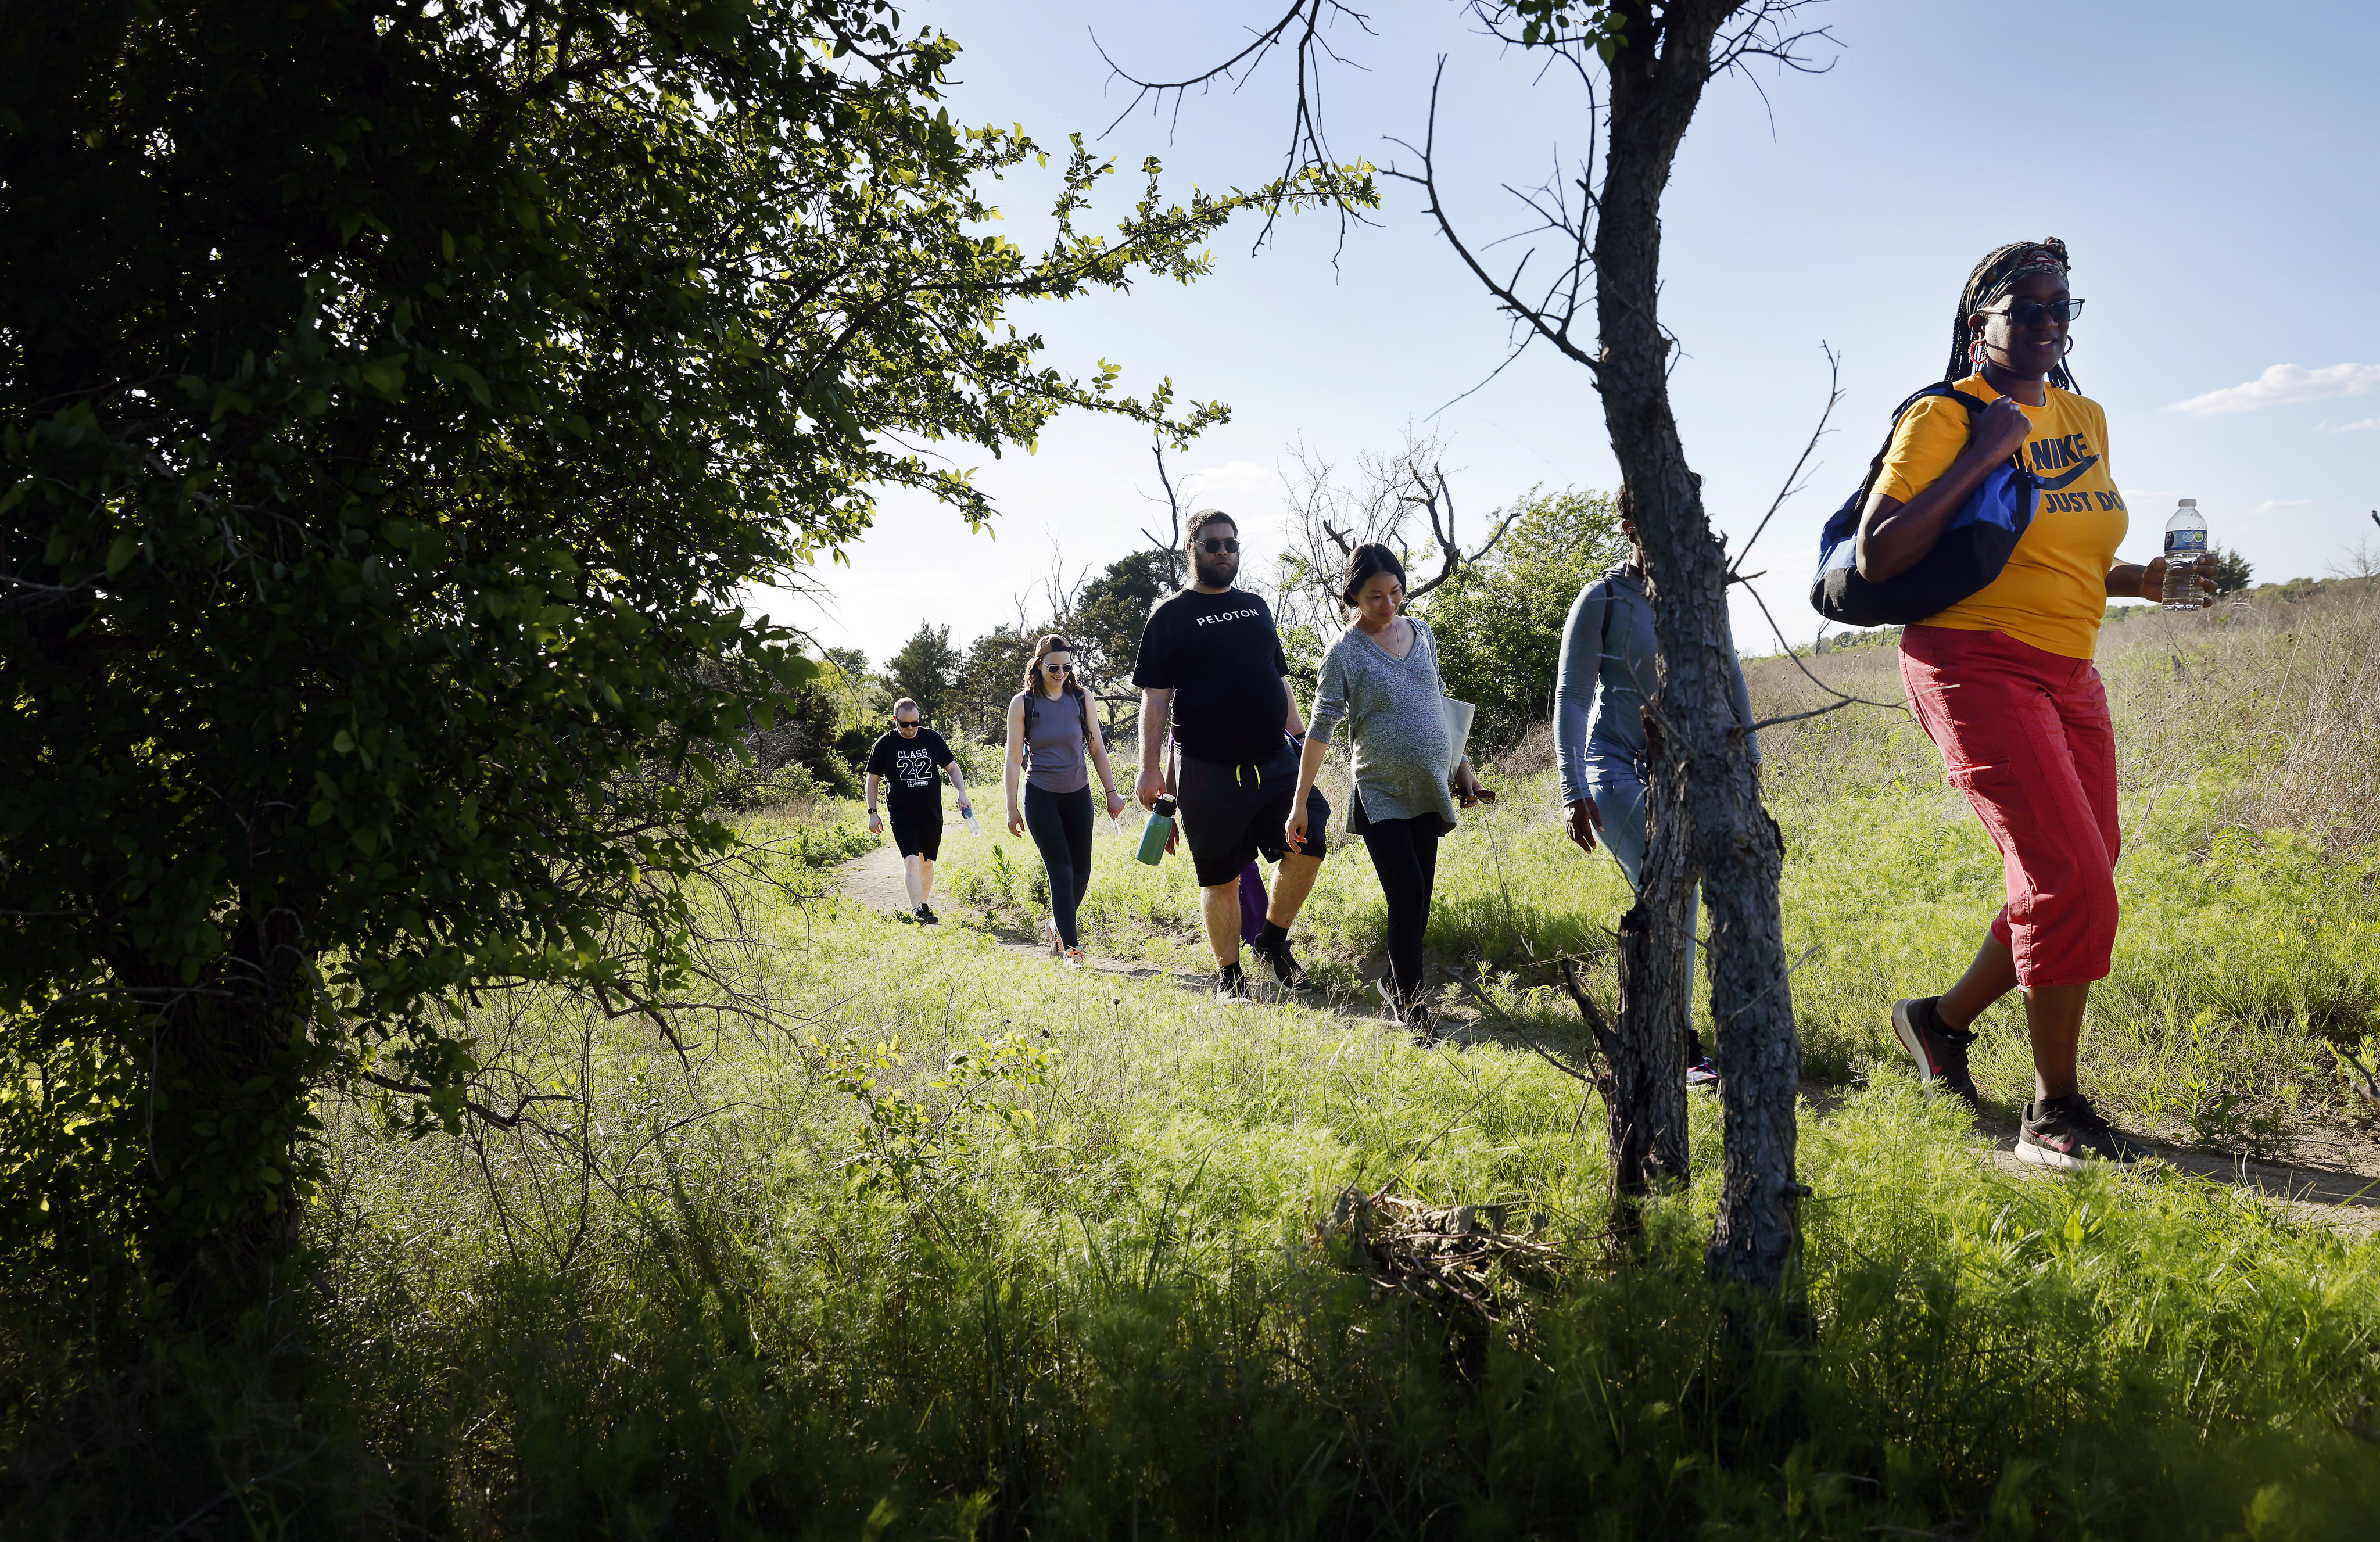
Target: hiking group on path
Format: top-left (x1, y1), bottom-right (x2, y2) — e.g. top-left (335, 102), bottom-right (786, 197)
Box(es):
top-left (862, 236), bottom-right (2216, 1174)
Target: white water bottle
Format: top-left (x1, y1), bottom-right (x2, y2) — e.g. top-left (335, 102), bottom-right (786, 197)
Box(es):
top-left (2162, 499), bottom-right (2208, 610)
top-left (962, 809), bottom-right (985, 838)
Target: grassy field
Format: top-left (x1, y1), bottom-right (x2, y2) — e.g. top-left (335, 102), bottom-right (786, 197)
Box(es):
top-left (8, 583), bottom-right (2380, 1537)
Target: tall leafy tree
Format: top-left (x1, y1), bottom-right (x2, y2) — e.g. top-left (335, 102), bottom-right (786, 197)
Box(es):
top-left (947, 623), bottom-right (1037, 746)
top-left (2204, 546), bottom-right (2253, 597)
top-left (886, 621), bottom-right (965, 724)
top-left (0, 0), bottom-right (1363, 1301)
top-left (1425, 486), bottom-right (1625, 736)
top-left (1067, 547), bottom-right (1172, 718)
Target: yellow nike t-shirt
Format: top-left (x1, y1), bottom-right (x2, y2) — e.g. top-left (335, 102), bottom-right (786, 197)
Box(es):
top-left (1872, 373), bottom-right (2128, 659)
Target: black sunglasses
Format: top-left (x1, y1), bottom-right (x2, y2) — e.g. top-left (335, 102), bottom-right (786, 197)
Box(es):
top-left (894, 718), bottom-right (924, 729)
top-left (1044, 662), bottom-right (1073, 674)
top-left (1195, 537), bottom-right (1240, 555)
top-left (1984, 297), bottom-right (2085, 327)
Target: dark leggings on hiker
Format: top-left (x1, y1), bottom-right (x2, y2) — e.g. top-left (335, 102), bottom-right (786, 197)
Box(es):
top-left (1024, 783), bottom-right (1094, 948)
top-left (1358, 810), bottom-right (1442, 1008)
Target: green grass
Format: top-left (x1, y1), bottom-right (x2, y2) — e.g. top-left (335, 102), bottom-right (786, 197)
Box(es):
top-left (10, 589), bottom-right (2380, 1537)
top-left (15, 876), bottom-right (2380, 1536)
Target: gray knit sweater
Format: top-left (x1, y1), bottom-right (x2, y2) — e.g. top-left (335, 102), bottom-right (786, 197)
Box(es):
top-left (1307, 616), bottom-right (1460, 830)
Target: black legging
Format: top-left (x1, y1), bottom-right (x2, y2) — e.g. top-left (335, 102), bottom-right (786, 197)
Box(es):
top-left (1024, 783), bottom-right (1095, 948)
top-left (1359, 813), bottom-right (1442, 1008)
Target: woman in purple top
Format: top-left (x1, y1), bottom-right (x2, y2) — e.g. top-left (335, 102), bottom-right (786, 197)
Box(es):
top-left (1003, 634), bottom-right (1127, 967)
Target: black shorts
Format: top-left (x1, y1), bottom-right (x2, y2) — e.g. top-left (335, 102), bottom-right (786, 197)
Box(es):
top-left (889, 812), bottom-right (942, 862)
top-left (1176, 747), bottom-right (1329, 888)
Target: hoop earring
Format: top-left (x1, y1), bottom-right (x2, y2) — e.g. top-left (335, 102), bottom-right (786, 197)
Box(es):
top-left (1967, 335), bottom-right (1991, 370)
top-left (2060, 335), bottom-right (2076, 357)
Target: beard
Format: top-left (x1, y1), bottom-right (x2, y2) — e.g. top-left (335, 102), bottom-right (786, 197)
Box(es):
top-left (1192, 551), bottom-right (1238, 589)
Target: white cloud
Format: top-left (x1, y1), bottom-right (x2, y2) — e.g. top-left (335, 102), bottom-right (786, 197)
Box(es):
top-left (2315, 417), bottom-right (2380, 433)
top-left (2168, 363), bottom-right (2380, 416)
top-left (2251, 499), bottom-right (2314, 516)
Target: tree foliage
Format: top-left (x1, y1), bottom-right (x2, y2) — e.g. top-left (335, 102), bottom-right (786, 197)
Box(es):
top-left (944, 625), bottom-right (1033, 747)
top-left (2205, 546), bottom-right (2254, 597)
top-left (0, 0), bottom-right (1364, 1296)
top-left (1067, 547), bottom-right (1171, 725)
top-left (1424, 486), bottom-right (1624, 736)
top-left (886, 622), bottom-right (965, 723)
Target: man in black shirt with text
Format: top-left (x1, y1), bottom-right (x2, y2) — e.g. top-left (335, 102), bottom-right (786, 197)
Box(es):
top-left (1132, 509), bottom-right (1329, 1000)
top-left (865, 698), bottom-right (973, 924)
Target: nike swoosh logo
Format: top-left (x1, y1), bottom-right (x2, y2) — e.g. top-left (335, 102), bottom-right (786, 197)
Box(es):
top-left (2033, 455), bottom-right (2101, 492)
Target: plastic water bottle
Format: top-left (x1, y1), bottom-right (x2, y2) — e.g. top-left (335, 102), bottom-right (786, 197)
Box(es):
top-left (962, 809), bottom-right (985, 838)
top-left (2162, 499), bottom-right (2209, 610)
top-left (1134, 797), bottom-right (1176, 866)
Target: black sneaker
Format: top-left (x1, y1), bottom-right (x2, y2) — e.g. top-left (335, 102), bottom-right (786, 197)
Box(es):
top-left (2017, 1093), bottom-right (2150, 1171)
top-left (1248, 934), bottom-right (1307, 990)
top-left (916, 904), bottom-right (940, 926)
top-left (1214, 962), bottom-right (1252, 1003)
top-left (1892, 996), bottom-right (1981, 1110)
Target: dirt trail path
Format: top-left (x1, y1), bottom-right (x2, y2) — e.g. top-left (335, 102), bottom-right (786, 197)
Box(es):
top-left (829, 843), bottom-right (1234, 993)
top-left (827, 847), bottom-right (2380, 1236)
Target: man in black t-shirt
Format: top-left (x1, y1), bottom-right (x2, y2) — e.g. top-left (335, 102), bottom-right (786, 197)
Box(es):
top-left (1132, 509), bottom-right (1329, 1001)
top-left (864, 698), bottom-right (972, 924)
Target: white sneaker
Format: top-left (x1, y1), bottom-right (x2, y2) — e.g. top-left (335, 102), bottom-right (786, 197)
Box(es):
top-left (1062, 946), bottom-right (1088, 970)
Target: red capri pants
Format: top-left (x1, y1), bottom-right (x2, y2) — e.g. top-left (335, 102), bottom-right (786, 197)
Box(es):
top-left (1898, 625), bottom-right (2120, 988)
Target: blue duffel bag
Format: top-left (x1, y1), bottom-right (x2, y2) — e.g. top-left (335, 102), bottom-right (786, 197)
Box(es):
top-left (1809, 384), bottom-right (2040, 629)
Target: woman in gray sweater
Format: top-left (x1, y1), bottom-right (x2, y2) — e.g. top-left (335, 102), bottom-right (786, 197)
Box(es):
top-left (1288, 544), bottom-right (1486, 1037)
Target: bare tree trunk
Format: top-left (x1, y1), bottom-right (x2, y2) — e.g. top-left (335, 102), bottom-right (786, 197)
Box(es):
top-left (1594, 0), bottom-right (1803, 1296)
top-left (1110, 0), bottom-right (1813, 1296)
top-left (1604, 737), bottom-right (1694, 1235)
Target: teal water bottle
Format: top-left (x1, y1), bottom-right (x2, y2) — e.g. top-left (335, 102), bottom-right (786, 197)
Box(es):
top-left (1134, 796), bottom-right (1176, 866)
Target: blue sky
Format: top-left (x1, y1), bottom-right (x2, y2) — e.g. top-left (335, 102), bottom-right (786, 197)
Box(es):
top-left (766, 0), bottom-right (2380, 670)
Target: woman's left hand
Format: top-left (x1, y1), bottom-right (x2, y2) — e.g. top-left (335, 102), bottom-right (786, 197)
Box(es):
top-left (1105, 790), bottom-right (1127, 822)
top-left (1453, 765), bottom-right (1494, 808)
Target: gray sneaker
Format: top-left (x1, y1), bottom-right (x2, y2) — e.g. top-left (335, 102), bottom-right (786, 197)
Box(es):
top-left (2017, 1094), bottom-right (2150, 1171)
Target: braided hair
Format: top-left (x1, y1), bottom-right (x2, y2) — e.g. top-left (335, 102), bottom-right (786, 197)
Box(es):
top-left (1948, 238), bottom-right (2078, 392)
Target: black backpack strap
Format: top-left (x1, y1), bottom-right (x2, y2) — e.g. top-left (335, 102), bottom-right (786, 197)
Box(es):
top-left (1848, 382), bottom-right (1980, 516)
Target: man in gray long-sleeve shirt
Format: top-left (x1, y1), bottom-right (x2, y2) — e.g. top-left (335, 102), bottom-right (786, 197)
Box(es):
top-left (1552, 521), bottom-right (1758, 884)
top-left (1553, 516), bottom-right (1757, 1082)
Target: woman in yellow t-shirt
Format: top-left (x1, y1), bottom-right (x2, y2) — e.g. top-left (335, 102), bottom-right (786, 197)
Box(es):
top-left (1859, 238), bottom-right (2207, 1171)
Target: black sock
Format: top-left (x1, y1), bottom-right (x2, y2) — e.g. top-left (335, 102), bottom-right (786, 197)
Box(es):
top-left (1257, 920), bottom-right (1289, 950)
top-left (1686, 1031), bottom-right (1707, 1063)
top-left (1928, 998), bottom-right (1974, 1042)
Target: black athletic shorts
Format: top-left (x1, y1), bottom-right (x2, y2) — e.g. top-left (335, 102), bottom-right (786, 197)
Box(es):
top-left (889, 811), bottom-right (942, 862)
top-left (1175, 745), bottom-right (1329, 888)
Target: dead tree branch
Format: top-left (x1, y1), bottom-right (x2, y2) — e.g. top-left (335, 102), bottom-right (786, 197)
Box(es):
top-left (1138, 432), bottom-right (1192, 588)
top-left (1729, 340), bottom-right (1843, 579)
top-left (359, 1070), bottom-right (574, 1131)
top-left (1094, 1), bottom-right (1380, 253)
top-left (1400, 458), bottom-right (1525, 599)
